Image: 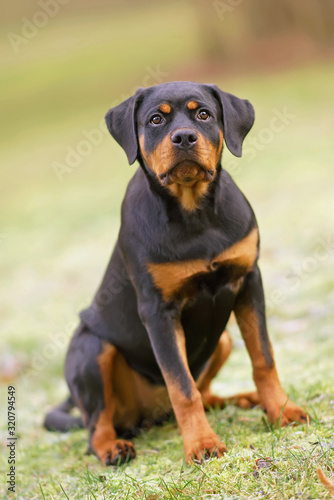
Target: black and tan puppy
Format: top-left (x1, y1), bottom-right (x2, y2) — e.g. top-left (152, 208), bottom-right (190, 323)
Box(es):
top-left (45, 82), bottom-right (308, 465)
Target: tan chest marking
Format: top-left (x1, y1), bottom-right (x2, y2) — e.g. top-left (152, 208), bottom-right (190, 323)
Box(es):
top-left (166, 182), bottom-right (210, 212)
top-left (147, 228), bottom-right (258, 301)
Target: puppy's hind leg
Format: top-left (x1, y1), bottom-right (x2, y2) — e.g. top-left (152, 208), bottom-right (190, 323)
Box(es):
top-left (197, 330), bottom-right (260, 410)
top-left (65, 324), bottom-right (137, 465)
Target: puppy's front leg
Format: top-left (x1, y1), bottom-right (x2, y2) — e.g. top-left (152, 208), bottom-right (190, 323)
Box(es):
top-left (234, 265), bottom-right (308, 426)
top-left (139, 301), bottom-right (227, 463)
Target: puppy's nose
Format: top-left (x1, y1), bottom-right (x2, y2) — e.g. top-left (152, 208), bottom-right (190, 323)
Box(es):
top-left (171, 129), bottom-right (198, 149)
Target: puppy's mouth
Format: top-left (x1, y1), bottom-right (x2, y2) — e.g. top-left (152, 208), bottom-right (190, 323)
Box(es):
top-left (158, 161), bottom-right (215, 187)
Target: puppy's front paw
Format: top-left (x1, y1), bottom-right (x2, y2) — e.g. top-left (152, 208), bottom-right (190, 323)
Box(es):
top-left (95, 439), bottom-right (136, 466)
top-left (184, 434), bottom-right (227, 464)
top-left (265, 400), bottom-right (309, 427)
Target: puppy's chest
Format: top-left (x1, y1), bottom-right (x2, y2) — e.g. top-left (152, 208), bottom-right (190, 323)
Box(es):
top-left (147, 228), bottom-right (258, 301)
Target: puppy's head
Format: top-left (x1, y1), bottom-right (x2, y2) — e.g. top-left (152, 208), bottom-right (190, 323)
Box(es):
top-left (105, 82), bottom-right (254, 190)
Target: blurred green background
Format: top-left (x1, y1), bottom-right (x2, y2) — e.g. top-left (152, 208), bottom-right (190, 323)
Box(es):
top-left (0, 0), bottom-right (334, 497)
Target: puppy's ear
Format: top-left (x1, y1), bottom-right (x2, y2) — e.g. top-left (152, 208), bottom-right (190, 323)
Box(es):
top-left (206, 85), bottom-right (255, 157)
top-left (105, 89), bottom-right (143, 165)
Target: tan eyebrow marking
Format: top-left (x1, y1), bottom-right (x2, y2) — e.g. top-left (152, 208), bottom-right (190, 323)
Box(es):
top-left (159, 103), bottom-right (171, 113)
top-left (187, 101), bottom-right (199, 110)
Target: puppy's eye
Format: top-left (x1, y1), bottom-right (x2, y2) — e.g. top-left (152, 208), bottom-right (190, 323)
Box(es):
top-left (197, 110), bottom-right (210, 121)
top-left (150, 114), bottom-right (163, 125)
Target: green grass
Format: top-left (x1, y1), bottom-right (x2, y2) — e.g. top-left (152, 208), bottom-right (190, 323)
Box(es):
top-left (1, 4), bottom-right (334, 499)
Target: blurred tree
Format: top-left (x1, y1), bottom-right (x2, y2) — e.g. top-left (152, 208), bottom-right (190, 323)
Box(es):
top-left (246, 0), bottom-right (334, 42)
top-left (193, 0), bottom-right (334, 61)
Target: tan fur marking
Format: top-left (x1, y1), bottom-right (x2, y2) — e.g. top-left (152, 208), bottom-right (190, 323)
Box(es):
top-left (187, 101), bottom-right (199, 110)
top-left (234, 303), bottom-right (308, 425)
top-left (165, 130), bottom-right (223, 212)
top-left (92, 332), bottom-right (224, 463)
top-left (194, 130), bottom-right (223, 173)
top-left (131, 371), bottom-right (171, 421)
top-left (139, 133), bottom-right (175, 177)
top-left (166, 180), bottom-right (209, 212)
top-left (139, 131), bottom-right (224, 212)
top-left (162, 322), bottom-right (225, 463)
top-left (197, 331), bottom-right (260, 410)
top-left (111, 348), bottom-right (141, 429)
top-left (147, 228), bottom-right (258, 301)
top-left (93, 344), bottom-right (172, 438)
top-left (91, 344), bottom-right (117, 460)
top-left (196, 331), bottom-right (232, 395)
top-left (113, 364), bottom-right (171, 426)
top-left (148, 258), bottom-right (207, 301)
top-left (233, 305), bottom-right (286, 409)
top-left (317, 469), bottom-right (334, 496)
top-left (212, 226), bottom-right (258, 269)
top-left (159, 103), bottom-right (171, 113)
top-left (167, 375), bottom-right (223, 463)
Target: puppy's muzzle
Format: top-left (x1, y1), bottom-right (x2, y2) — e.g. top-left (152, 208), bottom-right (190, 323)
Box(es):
top-left (159, 162), bottom-right (215, 187)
